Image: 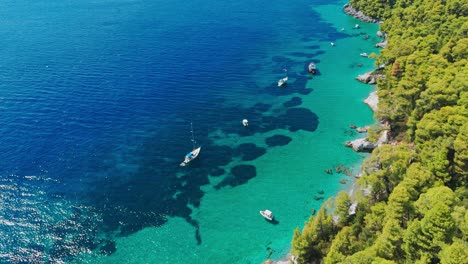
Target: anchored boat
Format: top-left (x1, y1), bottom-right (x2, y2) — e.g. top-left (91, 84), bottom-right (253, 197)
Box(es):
top-left (308, 62), bottom-right (317, 74)
top-left (180, 147), bottom-right (201, 167)
top-left (278, 76), bottom-right (288, 87)
top-left (180, 123), bottom-right (201, 166)
top-left (278, 69), bottom-right (288, 87)
top-left (260, 209), bottom-right (274, 221)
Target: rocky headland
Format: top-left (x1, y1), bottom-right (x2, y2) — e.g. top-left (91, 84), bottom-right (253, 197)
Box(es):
top-left (343, 3), bottom-right (382, 23)
top-left (356, 69), bottom-right (384, 85)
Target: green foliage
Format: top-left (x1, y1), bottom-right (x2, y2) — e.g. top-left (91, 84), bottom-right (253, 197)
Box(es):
top-left (342, 248), bottom-right (378, 264)
top-left (452, 123), bottom-right (468, 184)
top-left (451, 205), bottom-right (468, 238)
top-left (403, 199), bottom-right (458, 262)
top-left (403, 219), bottom-right (433, 261)
top-left (414, 105), bottom-right (468, 184)
top-left (415, 106), bottom-right (468, 145)
top-left (420, 204), bottom-right (456, 243)
top-left (385, 185), bottom-right (413, 223)
top-left (373, 219), bottom-right (404, 260)
top-left (334, 191), bottom-right (352, 226)
top-left (324, 227), bottom-right (358, 264)
top-left (359, 144), bottom-right (416, 201)
top-left (350, 0), bottom-right (393, 19)
top-left (400, 163), bottom-right (435, 198)
top-left (414, 186), bottom-right (457, 215)
top-left (291, 207), bottom-right (336, 263)
top-left (439, 240), bottom-right (468, 264)
top-left (364, 202), bottom-right (386, 233)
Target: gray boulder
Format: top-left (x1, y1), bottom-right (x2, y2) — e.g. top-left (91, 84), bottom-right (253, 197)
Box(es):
top-left (356, 72), bottom-right (376, 84)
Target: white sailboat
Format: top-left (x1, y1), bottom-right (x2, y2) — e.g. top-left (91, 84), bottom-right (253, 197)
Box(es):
top-left (180, 123), bottom-right (201, 167)
top-left (278, 69), bottom-right (288, 87)
top-left (278, 76), bottom-right (288, 87)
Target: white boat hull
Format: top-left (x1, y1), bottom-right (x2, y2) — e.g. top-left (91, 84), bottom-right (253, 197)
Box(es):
top-left (278, 76), bottom-right (288, 87)
top-left (260, 210), bottom-right (273, 221)
top-left (180, 147), bottom-right (201, 166)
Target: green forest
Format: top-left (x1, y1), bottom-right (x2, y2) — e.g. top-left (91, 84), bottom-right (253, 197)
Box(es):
top-left (290, 0), bottom-right (467, 263)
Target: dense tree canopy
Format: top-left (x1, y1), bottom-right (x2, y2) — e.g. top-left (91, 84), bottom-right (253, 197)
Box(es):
top-left (291, 0), bottom-right (467, 262)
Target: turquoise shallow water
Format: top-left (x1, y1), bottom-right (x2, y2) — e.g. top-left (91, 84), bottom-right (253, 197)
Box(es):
top-left (84, 2), bottom-right (379, 264)
top-left (0, 0), bottom-right (378, 263)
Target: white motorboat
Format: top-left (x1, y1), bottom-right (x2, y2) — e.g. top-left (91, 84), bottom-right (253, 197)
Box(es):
top-left (360, 52), bottom-right (368, 57)
top-left (260, 210), bottom-right (274, 221)
top-left (242, 119), bottom-right (249, 126)
top-left (278, 76), bottom-right (288, 87)
top-left (308, 62), bottom-right (317, 74)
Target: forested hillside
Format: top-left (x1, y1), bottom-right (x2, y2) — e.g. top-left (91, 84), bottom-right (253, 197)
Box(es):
top-left (291, 0), bottom-right (467, 263)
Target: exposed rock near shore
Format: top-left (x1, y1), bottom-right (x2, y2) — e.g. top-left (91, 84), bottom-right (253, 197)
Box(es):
top-left (271, 255), bottom-right (297, 264)
top-left (356, 72), bottom-right (375, 84)
top-left (356, 70), bottom-right (385, 85)
top-left (346, 138), bottom-right (375, 152)
top-left (343, 3), bottom-right (381, 23)
top-left (345, 130), bottom-right (389, 152)
top-left (364, 91), bottom-right (379, 112)
top-left (375, 39), bottom-right (388, 48)
top-left (343, 3), bottom-right (388, 48)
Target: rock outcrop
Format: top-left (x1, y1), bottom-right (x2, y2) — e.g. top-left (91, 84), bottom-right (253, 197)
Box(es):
top-left (375, 39), bottom-right (388, 48)
top-left (345, 130), bottom-right (389, 152)
top-left (364, 91), bottom-right (379, 112)
top-left (356, 70), bottom-right (385, 84)
top-left (343, 4), bottom-right (381, 23)
top-left (346, 138), bottom-right (375, 152)
top-left (356, 72), bottom-right (376, 84)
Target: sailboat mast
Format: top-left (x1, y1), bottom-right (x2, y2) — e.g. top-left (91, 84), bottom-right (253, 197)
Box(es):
top-left (190, 122), bottom-right (196, 149)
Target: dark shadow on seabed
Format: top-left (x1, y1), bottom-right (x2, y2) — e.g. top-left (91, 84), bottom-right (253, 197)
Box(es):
top-left (77, 104), bottom-right (320, 258)
top-left (268, 218), bottom-right (280, 225)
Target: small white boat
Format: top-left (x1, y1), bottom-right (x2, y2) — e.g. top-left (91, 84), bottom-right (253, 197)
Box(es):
top-left (308, 62), bottom-right (317, 74)
top-left (360, 52), bottom-right (368, 57)
top-left (242, 119), bottom-right (249, 126)
top-left (278, 76), bottom-right (288, 87)
top-left (355, 24), bottom-right (360, 29)
top-left (180, 147), bottom-right (201, 167)
top-left (331, 42), bottom-right (335, 46)
top-left (260, 210), bottom-right (274, 221)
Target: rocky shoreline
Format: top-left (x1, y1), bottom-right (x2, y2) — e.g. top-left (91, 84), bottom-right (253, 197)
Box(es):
top-left (348, 65), bottom-right (390, 153)
top-left (345, 80), bottom-right (389, 153)
top-left (343, 3), bottom-right (381, 23)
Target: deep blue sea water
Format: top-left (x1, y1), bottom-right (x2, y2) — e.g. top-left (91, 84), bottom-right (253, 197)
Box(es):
top-left (0, 0), bottom-right (379, 262)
